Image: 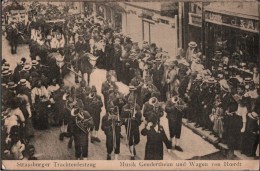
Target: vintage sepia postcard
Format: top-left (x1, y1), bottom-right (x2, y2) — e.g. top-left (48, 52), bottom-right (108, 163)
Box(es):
top-left (1, 0), bottom-right (259, 170)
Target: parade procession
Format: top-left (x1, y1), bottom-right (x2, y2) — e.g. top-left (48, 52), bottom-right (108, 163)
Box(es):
top-left (1, 1), bottom-right (259, 161)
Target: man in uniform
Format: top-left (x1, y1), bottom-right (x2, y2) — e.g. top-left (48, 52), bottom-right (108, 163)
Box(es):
top-left (121, 95), bottom-right (142, 160)
top-left (200, 78), bottom-right (217, 131)
top-left (102, 72), bottom-right (118, 111)
top-left (13, 61), bottom-right (24, 84)
top-left (9, 22), bottom-right (19, 54)
top-left (165, 95), bottom-right (187, 152)
top-left (130, 70), bottom-right (144, 107)
top-left (101, 103), bottom-right (122, 160)
top-left (70, 101), bottom-right (94, 160)
top-left (76, 80), bottom-right (91, 102)
top-left (151, 58), bottom-right (165, 101)
top-left (84, 86), bottom-right (103, 143)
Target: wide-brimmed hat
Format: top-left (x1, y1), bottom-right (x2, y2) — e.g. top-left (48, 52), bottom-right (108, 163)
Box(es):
top-left (188, 41), bottom-right (197, 48)
top-left (8, 82), bottom-right (17, 89)
top-left (2, 70), bottom-right (11, 76)
top-left (18, 79), bottom-right (27, 86)
top-left (244, 77), bottom-right (252, 84)
top-left (2, 65), bottom-right (10, 71)
top-left (171, 95), bottom-right (180, 104)
top-left (214, 51), bottom-right (222, 55)
top-left (31, 60), bottom-right (39, 66)
top-left (129, 86), bottom-right (137, 91)
top-left (23, 64), bottom-right (32, 71)
top-left (206, 77), bottom-right (217, 84)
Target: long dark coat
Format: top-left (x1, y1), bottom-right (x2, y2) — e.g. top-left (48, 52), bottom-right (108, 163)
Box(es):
top-left (141, 126), bottom-right (171, 160)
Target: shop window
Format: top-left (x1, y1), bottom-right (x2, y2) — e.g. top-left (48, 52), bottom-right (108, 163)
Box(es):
top-left (205, 22), bottom-right (259, 65)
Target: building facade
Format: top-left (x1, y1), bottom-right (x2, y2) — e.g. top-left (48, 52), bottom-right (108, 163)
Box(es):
top-left (123, 2), bottom-right (179, 57)
top-left (203, 1), bottom-right (259, 64)
top-left (182, 1), bottom-right (259, 64)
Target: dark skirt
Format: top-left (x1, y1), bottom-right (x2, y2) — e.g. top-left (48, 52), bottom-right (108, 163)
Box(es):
top-left (240, 116), bottom-right (259, 156)
top-left (25, 118), bottom-right (34, 138)
top-left (33, 101), bottom-right (50, 130)
top-left (226, 114), bottom-right (243, 150)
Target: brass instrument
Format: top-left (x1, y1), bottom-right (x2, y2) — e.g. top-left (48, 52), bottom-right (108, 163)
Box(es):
top-left (149, 97), bottom-right (159, 112)
top-left (171, 96), bottom-right (187, 113)
top-left (111, 106), bottom-right (121, 149)
top-left (67, 67), bottom-right (83, 78)
top-left (71, 108), bottom-right (92, 134)
top-left (149, 96), bottom-right (164, 120)
top-left (126, 94), bottom-right (137, 146)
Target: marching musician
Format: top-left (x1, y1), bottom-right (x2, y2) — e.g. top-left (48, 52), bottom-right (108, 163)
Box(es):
top-left (121, 95), bottom-right (142, 160)
top-left (151, 58), bottom-right (165, 101)
top-left (69, 100), bottom-right (94, 160)
top-left (165, 95), bottom-right (187, 152)
top-left (102, 72), bottom-right (118, 111)
top-left (65, 88), bottom-right (77, 148)
top-left (84, 86), bottom-right (103, 143)
top-left (130, 70), bottom-right (144, 107)
top-left (140, 78), bottom-right (161, 107)
top-left (101, 103), bottom-right (122, 160)
top-left (109, 87), bottom-right (127, 139)
top-left (165, 61), bottom-right (179, 100)
top-left (53, 86), bottom-right (70, 140)
top-left (109, 88), bottom-right (126, 117)
top-left (76, 80), bottom-right (91, 102)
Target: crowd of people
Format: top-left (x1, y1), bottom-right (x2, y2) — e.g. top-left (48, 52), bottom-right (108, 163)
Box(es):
top-left (2, 2), bottom-right (259, 160)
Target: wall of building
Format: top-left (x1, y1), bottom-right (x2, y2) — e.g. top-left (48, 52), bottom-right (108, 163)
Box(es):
top-left (123, 4), bottom-right (178, 57)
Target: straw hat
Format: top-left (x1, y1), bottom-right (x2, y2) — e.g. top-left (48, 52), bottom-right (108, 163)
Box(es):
top-left (31, 60), bottom-right (39, 66)
top-left (205, 77), bottom-right (217, 84)
top-left (188, 41), bottom-right (197, 48)
top-left (18, 79), bottom-right (27, 86)
top-left (7, 82), bottom-right (17, 89)
top-left (23, 64), bottom-right (32, 71)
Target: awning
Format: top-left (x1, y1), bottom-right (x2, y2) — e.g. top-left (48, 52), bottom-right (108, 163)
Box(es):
top-left (204, 2), bottom-right (258, 21)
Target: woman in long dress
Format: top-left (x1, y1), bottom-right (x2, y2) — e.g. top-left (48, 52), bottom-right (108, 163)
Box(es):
top-left (31, 80), bottom-right (50, 130)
